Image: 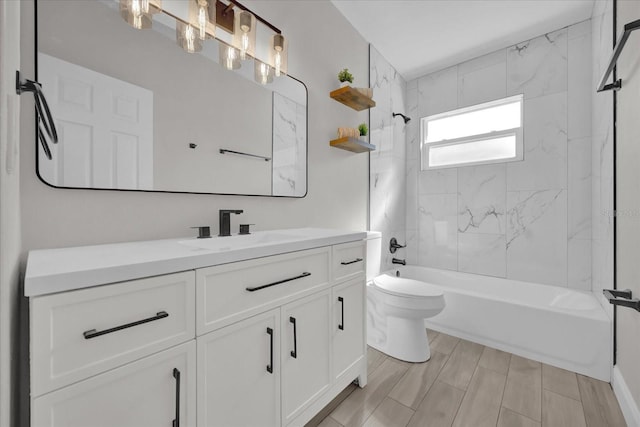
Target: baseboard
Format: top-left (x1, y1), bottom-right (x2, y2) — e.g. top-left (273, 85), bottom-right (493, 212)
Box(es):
top-left (612, 366), bottom-right (640, 427)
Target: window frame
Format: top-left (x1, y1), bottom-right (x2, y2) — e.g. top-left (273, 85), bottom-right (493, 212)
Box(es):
top-left (420, 94), bottom-right (524, 170)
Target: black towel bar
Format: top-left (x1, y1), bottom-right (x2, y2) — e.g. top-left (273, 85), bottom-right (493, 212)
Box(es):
top-left (596, 18), bottom-right (640, 92)
top-left (603, 289), bottom-right (640, 312)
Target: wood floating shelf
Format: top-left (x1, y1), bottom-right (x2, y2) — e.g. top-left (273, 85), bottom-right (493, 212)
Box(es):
top-left (330, 137), bottom-right (376, 153)
top-left (329, 86), bottom-right (376, 111)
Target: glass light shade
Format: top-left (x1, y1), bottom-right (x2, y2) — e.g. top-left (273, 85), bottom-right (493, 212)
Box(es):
top-left (270, 34), bottom-right (288, 77)
top-left (119, 0), bottom-right (161, 29)
top-left (219, 42), bottom-right (241, 70)
top-left (233, 11), bottom-right (256, 60)
top-left (176, 21), bottom-right (203, 53)
top-left (254, 60), bottom-right (274, 85)
top-left (190, 0), bottom-right (215, 41)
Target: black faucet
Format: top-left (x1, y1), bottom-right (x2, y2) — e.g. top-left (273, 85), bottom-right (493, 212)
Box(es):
top-left (392, 258), bottom-right (406, 265)
top-left (219, 210), bottom-right (243, 236)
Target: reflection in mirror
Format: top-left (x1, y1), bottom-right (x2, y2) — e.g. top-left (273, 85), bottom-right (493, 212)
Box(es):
top-left (36, 0), bottom-right (307, 197)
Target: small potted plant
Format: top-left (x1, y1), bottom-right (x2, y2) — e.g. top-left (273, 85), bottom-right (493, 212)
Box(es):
top-left (338, 68), bottom-right (354, 87)
top-left (358, 122), bottom-right (368, 137)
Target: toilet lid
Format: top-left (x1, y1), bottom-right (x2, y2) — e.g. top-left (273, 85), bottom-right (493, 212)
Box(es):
top-left (373, 274), bottom-right (443, 298)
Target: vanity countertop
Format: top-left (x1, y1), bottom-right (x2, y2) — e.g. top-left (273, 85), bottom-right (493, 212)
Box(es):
top-left (25, 228), bottom-right (367, 297)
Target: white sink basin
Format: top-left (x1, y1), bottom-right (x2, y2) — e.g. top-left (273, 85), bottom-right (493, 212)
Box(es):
top-left (178, 231), bottom-right (301, 252)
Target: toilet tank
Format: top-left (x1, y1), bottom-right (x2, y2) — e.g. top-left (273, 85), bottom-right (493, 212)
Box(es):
top-left (366, 231), bottom-right (382, 282)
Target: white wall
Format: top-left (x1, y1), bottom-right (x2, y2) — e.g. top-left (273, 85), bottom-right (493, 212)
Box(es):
top-left (404, 21), bottom-right (593, 289)
top-left (19, 0), bottom-right (370, 252)
top-left (615, 0), bottom-right (640, 421)
top-left (0, 2), bottom-right (22, 426)
top-left (369, 46), bottom-right (407, 271)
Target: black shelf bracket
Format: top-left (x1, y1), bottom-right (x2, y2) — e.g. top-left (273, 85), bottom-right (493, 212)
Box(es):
top-left (603, 289), bottom-right (640, 312)
top-left (597, 18), bottom-right (640, 93)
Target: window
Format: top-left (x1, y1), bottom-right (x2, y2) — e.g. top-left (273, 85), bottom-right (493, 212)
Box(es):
top-left (420, 94), bottom-right (523, 170)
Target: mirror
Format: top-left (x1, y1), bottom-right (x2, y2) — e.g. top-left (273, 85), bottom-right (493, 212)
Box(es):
top-left (36, 0), bottom-right (307, 197)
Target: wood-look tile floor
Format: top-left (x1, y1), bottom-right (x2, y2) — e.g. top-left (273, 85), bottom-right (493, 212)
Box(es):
top-left (306, 330), bottom-right (627, 427)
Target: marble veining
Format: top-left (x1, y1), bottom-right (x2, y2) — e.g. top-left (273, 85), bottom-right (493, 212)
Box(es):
top-left (458, 165), bottom-right (506, 234)
top-left (506, 189), bottom-right (563, 248)
top-left (591, 1), bottom-right (614, 298)
top-left (506, 92), bottom-right (568, 192)
top-left (507, 28), bottom-right (568, 99)
top-left (370, 20), bottom-right (600, 289)
top-left (370, 45), bottom-right (407, 271)
top-left (506, 189), bottom-right (568, 286)
top-left (272, 93), bottom-right (305, 196)
top-left (458, 233), bottom-right (506, 277)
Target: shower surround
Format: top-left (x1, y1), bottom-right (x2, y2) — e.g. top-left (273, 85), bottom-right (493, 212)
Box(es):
top-left (371, 18), bottom-right (613, 293)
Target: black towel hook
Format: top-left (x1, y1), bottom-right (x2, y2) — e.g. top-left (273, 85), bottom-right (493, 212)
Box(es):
top-left (15, 70), bottom-right (58, 159)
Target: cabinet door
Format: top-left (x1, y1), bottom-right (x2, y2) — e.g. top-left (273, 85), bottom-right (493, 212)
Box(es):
top-left (332, 280), bottom-right (365, 382)
top-left (198, 309), bottom-right (280, 427)
top-left (281, 290), bottom-right (332, 425)
top-left (32, 341), bottom-right (196, 427)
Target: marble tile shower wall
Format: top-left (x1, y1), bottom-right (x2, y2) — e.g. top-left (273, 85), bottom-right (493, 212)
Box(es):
top-left (369, 46), bottom-right (407, 271)
top-left (591, 0), bottom-right (614, 301)
top-left (405, 21), bottom-right (593, 289)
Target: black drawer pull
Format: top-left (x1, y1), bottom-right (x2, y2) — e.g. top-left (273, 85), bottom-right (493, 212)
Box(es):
top-left (338, 297), bottom-right (345, 330)
top-left (340, 258), bottom-right (363, 266)
top-left (83, 311), bottom-right (169, 339)
top-left (172, 368), bottom-right (181, 427)
top-left (245, 272), bottom-right (311, 292)
top-left (266, 327), bottom-right (274, 374)
top-left (290, 316), bottom-right (297, 359)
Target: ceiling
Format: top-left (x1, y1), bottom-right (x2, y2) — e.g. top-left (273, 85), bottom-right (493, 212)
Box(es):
top-left (331, 0), bottom-right (597, 81)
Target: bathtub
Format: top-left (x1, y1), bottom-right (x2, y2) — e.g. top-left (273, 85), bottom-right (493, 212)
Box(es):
top-left (384, 266), bottom-right (612, 381)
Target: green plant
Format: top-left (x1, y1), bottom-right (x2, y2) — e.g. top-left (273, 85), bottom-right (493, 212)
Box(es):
top-left (358, 122), bottom-right (368, 136)
top-left (338, 68), bottom-right (354, 84)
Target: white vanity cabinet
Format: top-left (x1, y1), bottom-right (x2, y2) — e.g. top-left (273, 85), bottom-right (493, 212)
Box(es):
top-left (29, 271), bottom-right (197, 427)
top-left (32, 341), bottom-right (196, 427)
top-left (197, 309), bottom-right (280, 427)
top-left (281, 290), bottom-right (332, 425)
top-left (332, 278), bottom-right (365, 383)
top-left (27, 230), bottom-right (367, 427)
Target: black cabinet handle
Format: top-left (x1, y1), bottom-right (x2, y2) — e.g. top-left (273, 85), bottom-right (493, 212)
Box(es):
top-left (83, 311), bottom-right (169, 339)
top-left (340, 258), bottom-right (363, 266)
top-left (338, 297), bottom-right (345, 330)
top-left (172, 368), bottom-right (181, 427)
top-left (266, 327), bottom-right (274, 374)
top-left (245, 272), bottom-right (311, 292)
top-left (290, 317), bottom-right (297, 358)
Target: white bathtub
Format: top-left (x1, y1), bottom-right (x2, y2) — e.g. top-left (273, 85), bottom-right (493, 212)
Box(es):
top-left (383, 266), bottom-right (612, 381)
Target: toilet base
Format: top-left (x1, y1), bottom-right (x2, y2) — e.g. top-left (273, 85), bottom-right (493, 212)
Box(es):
top-left (368, 316), bottom-right (431, 363)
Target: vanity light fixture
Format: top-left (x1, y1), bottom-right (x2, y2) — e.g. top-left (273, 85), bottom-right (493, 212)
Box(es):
top-left (119, 0), bottom-right (161, 30)
top-left (219, 41), bottom-right (241, 70)
top-left (192, 0), bottom-right (215, 40)
top-left (271, 34), bottom-right (287, 77)
top-left (119, 0), bottom-right (289, 81)
top-left (234, 10), bottom-right (256, 60)
top-left (254, 60), bottom-right (274, 85)
top-left (176, 21), bottom-right (203, 53)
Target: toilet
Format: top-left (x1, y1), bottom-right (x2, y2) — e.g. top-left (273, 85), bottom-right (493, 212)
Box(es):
top-left (366, 232), bottom-right (446, 362)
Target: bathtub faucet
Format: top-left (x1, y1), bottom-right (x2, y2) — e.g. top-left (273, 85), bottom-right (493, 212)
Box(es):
top-left (392, 258), bottom-right (406, 265)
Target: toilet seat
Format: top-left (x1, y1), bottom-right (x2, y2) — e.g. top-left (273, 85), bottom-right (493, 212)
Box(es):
top-left (373, 274), bottom-right (443, 298)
